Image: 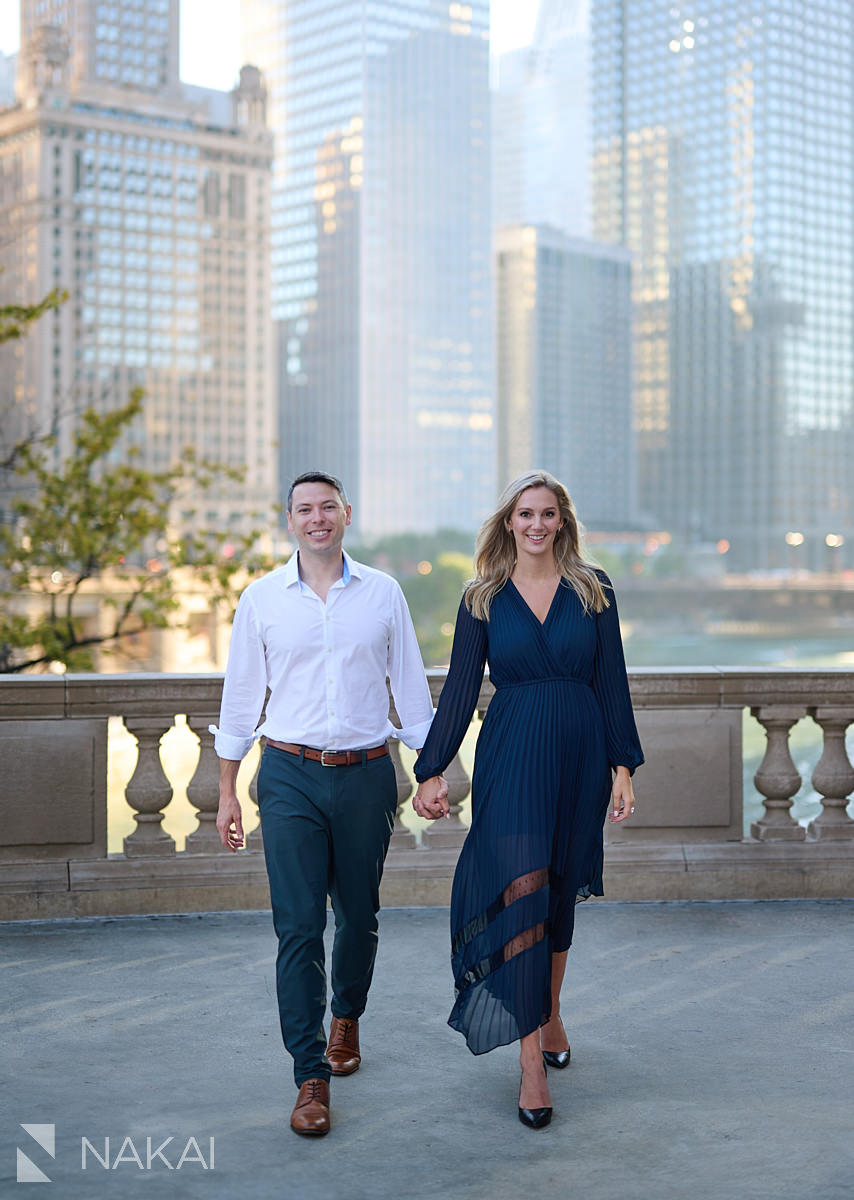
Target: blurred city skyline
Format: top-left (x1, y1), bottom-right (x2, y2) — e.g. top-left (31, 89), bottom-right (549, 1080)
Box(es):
top-left (3, 0), bottom-right (854, 680)
top-left (0, 0), bottom-right (546, 71)
top-left (2, 0), bottom-right (853, 575)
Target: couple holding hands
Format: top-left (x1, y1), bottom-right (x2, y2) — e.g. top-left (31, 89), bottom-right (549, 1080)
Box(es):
top-left (214, 468), bottom-right (643, 1135)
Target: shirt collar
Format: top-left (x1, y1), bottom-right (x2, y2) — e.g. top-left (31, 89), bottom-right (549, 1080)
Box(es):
top-left (343, 551), bottom-right (361, 580)
top-left (283, 549), bottom-right (359, 590)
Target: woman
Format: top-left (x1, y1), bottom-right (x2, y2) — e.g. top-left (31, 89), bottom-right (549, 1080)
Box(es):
top-left (412, 471), bottom-right (643, 1128)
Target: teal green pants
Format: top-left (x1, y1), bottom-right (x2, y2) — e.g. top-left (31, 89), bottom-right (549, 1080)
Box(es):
top-left (257, 743), bottom-right (398, 1085)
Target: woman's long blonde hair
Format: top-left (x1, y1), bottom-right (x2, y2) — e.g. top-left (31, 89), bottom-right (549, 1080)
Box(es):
top-left (464, 470), bottom-right (609, 621)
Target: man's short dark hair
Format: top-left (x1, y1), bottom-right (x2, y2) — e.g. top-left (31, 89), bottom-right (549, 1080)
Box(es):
top-left (286, 471), bottom-right (349, 513)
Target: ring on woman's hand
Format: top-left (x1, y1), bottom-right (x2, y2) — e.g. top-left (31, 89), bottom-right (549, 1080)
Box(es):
top-left (630, 805), bottom-right (636, 814)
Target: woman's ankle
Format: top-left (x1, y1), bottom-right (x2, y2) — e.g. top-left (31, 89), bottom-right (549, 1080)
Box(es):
top-left (520, 1045), bottom-right (545, 1069)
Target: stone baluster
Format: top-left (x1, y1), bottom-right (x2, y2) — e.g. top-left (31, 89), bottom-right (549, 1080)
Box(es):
top-left (421, 750), bottom-right (470, 850)
top-left (750, 705), bottom-right (806, 841)
top-left (123, 716), bottom-right (176, 857)
top-left (388, 738), bottom-right (416, 851)
top-left (807, 707), bottom-right (854, 839)
top-left (185, 712), bottom-right (226, 853)
top-left (245, 748), bottom-right (264, 852)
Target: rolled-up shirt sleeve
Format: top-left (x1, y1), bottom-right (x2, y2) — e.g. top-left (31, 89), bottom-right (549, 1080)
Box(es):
top-left (386, 581), bottom-right (435, 749)
top-left (210, 589), bottom-right (268, 761)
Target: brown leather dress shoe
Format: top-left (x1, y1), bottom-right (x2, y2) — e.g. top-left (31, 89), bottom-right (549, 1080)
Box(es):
top-left (326, 1017), bottom-right (361, 1076)
top-left (290, 1079), bottom-right (330, 1136)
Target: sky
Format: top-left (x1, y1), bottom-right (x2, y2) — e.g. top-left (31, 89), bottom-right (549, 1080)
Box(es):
top-left (1, 2), bottom-right (541, 85)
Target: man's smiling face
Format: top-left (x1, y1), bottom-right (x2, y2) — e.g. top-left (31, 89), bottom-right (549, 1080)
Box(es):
top-left (287, 481), bottom-right (352, 561)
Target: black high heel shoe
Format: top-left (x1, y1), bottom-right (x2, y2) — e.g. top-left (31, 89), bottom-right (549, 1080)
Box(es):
top-left (542, 1016), bottom-right (571, 1070)
top-left (518, 1066), bottom-right (552, 1129)
top-left (542, 1045), bottom-right (571, 1070)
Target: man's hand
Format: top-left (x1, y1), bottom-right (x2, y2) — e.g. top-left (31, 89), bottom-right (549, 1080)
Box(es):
top-left (216, 794), bottom-right (245, 851)
top-left (412, 775), bottom-right (449, 820)
top-left (217, 758), bottom-right (245, 850)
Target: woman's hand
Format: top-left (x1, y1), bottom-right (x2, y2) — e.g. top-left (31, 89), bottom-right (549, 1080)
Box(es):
top-left (412, 775), bottom-right (449, 820)
top-left (608, 766), bottom-right (636, 823)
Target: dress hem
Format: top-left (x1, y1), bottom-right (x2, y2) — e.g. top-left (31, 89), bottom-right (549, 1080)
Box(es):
top-left (449, 881), bottom-right (605, 1055)
top-left (449, 1012), bottom-right (552, 1057)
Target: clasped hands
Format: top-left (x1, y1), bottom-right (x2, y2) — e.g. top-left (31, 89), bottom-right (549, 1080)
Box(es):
top-left (412, 775), bottom-right (449, 820)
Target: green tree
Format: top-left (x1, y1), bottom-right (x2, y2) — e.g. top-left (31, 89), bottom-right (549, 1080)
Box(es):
top-left (586, 545), bottom-right (629, 578)
top-left (347, 531), bottom-right (474, 665)
top-left (0, 389), bottom-right (274, 673)
top-left (347, 528), bottom-right (474, 578)
top-left (0, 284), bottom-right (69, 470)
top-left (0, 286), bottom-right (67, 346)
top-left (400, 551), bottom-right (473, 666)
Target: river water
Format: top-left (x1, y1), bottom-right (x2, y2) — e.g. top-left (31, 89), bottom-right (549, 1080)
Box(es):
top-left (623, 629), bottom-right (854, 670)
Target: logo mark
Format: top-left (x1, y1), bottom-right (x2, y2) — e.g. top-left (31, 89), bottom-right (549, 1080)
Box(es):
top-left (17, 1124), bottom-right (55, 1183)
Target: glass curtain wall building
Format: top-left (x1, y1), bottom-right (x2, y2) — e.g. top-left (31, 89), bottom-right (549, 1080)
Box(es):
top-left (0, 1), bottom-right (276, 536)
top-left (493, 0), bottom-right (591, 238)
top-left (593, 0), bottom-right (854, 570)
top-left (243, 0), bottom-right (494, 536)
top-left (496, 225), bottom-right (634, 529)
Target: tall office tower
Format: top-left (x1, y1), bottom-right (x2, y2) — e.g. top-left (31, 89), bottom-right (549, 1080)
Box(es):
top-left (243, 0), bottom-right (494, 536)
top-left (18, 0), bottom-right (180, 94)
top-left (496, 225), bottom-right (634, 529)
top-left (592, 1), bottom-right (854, 570)
top-left (493, 0), bottom-right (591, 238)
top-left (0, 1), bottom-right (276, 536)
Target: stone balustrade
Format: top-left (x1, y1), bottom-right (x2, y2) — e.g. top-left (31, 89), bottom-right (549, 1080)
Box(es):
top-left (1, 668), bottom-right (853, 918)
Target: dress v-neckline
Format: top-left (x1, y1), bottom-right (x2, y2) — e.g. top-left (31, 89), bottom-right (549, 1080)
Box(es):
top-left (507, 577), bottom-right (562, 628)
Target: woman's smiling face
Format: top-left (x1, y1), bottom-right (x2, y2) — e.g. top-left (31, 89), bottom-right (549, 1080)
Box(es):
top-left (506, 486), bottom-right (562, 562)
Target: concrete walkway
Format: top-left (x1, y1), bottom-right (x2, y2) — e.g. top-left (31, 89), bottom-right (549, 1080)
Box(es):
top-left (2, 900), bottom-right (852, 1200)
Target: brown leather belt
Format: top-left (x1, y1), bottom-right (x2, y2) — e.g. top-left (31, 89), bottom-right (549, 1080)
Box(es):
top-left (266, 739), bottom-right (389, 767)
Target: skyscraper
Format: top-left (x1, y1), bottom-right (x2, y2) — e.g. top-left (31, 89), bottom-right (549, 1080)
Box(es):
top-left (593, 0), bottom-right (854, 570)
top-left (242, 0), bottom-right (494, 536)
top-left (0, 1), bottom-right (276, 535)
top-left (493, 0), bottom-right (591, 238)
top-left (496, 225), bottom-right (634, 528)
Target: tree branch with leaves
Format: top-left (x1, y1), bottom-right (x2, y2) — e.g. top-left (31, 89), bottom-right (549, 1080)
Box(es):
top-left (0, 283), bottom-right (70, 470)
top-left (0, 388), bottom-right (276, 673)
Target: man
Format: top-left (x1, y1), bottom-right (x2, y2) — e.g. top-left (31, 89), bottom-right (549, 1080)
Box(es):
top-left (214, 471), bottom-right (447, 1137)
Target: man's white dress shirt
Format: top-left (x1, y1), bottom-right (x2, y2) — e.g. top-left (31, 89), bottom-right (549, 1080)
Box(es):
top-left (211, 552), bottom-right (434, 761)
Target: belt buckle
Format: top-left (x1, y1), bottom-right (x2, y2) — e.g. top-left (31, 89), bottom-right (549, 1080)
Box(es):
top-left (320, 749), bottom-right (338, 767)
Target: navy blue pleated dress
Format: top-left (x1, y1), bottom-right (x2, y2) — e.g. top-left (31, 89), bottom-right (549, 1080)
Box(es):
top-left (414, 571), bottom-right (643, 1055)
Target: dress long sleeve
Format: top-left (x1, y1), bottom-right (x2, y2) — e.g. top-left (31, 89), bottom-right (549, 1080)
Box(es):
top-left (414, 596), bottom-right (488, 781)
top-left (592, 572), bottom-right (644, 774)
